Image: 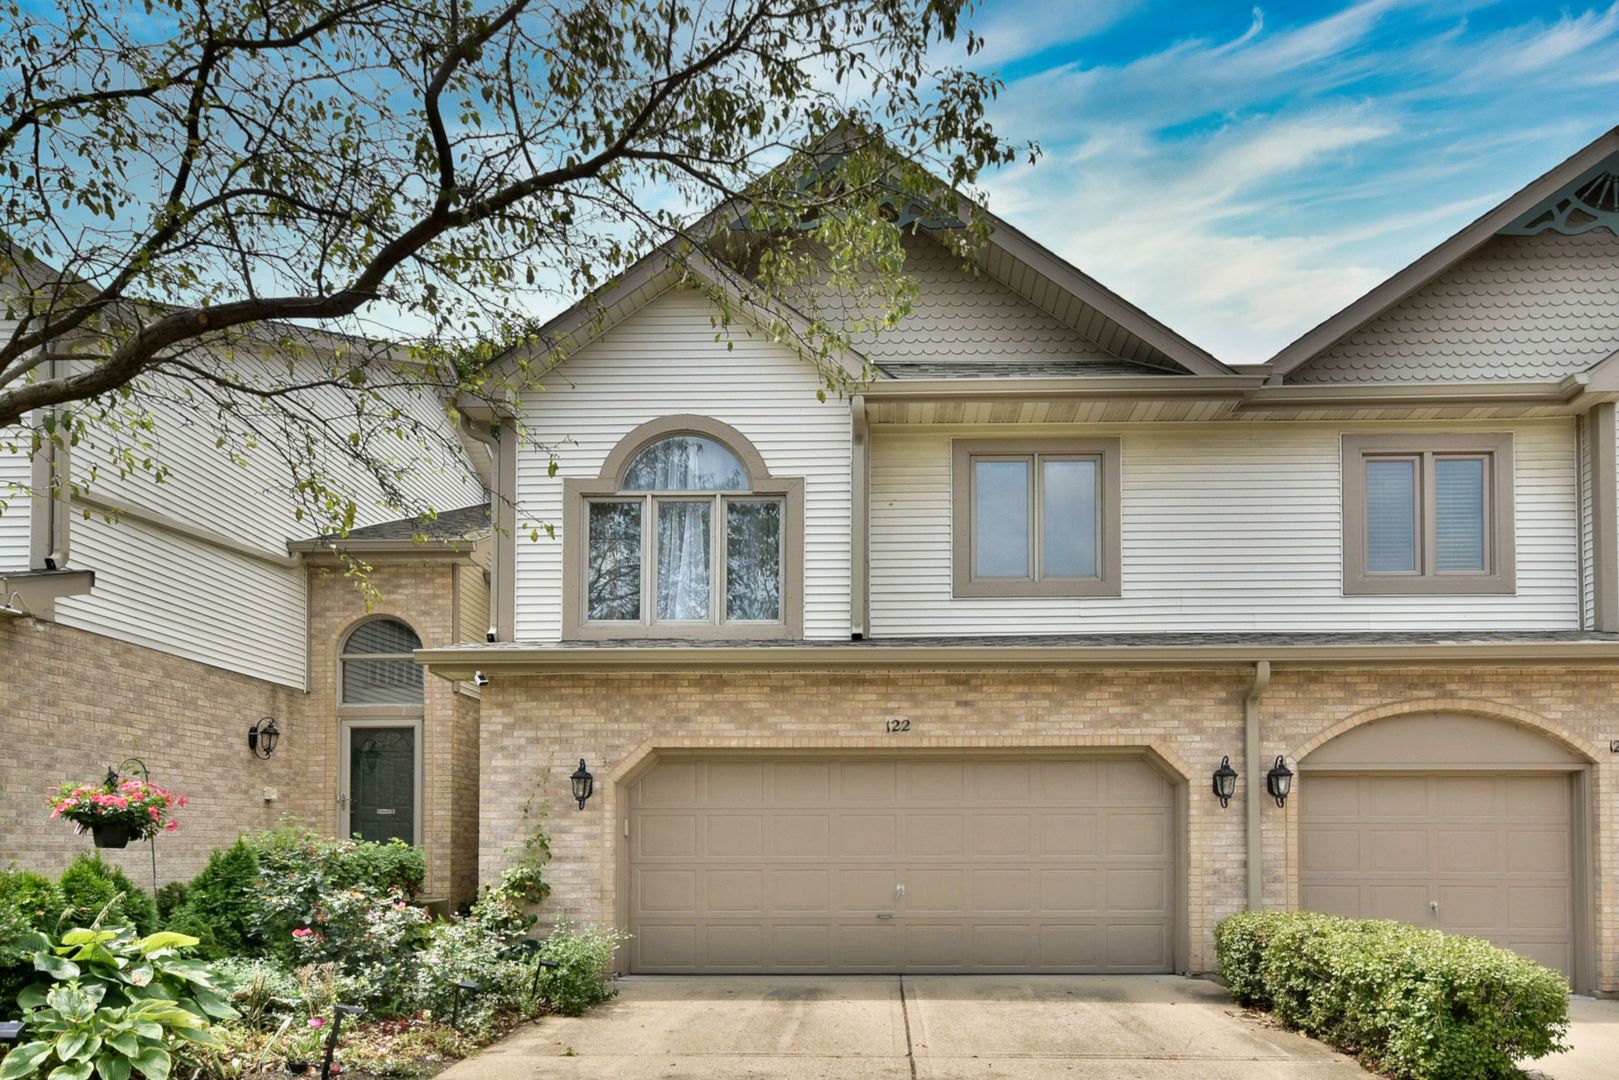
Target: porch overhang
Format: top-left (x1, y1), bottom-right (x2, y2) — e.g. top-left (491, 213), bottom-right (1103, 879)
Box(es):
top-left (417, 632), bottom-right (1619, 680)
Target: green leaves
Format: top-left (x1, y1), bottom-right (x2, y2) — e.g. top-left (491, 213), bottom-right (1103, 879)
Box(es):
top-left (34, 953), bottom-right (81, 981)
top-left (0, 1042), bottom-right (53, 1080)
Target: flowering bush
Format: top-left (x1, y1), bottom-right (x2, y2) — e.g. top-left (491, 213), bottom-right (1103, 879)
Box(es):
top-left (47, 777), bottom-right (186, 840)
top-left (275, 887), bottom-right (431, 1012)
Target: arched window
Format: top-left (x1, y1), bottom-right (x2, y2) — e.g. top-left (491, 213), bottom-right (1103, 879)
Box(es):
top-left (563, 416), bottom-right (804, 640)
top-left (337, 617), bottom-right (422, 846)
top-left (340, 618), bottom-right (424, 704)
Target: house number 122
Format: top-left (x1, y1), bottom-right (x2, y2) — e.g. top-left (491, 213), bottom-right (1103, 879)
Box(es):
top-left (885, 718), bottom-right (911, 733)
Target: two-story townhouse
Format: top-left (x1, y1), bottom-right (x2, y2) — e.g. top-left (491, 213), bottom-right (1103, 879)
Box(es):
top-left (0, 327), bottom-right (492, 904)
top-left (417, 128), bottom-right (1619, 993)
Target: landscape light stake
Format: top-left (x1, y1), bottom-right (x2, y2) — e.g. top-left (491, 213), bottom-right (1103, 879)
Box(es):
top-left (451, 980), bottom-right (481, 1028)
top-left (530, 957), bottom-right (561, 1002)
top-left (320, 1004), bottom-right (363, 1080)
top-left (0, 1021), bottom-right (25, 1058)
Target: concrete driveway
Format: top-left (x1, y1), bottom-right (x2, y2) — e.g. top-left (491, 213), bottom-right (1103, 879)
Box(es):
top-left (438, 975), bottom-right (1372, 1079)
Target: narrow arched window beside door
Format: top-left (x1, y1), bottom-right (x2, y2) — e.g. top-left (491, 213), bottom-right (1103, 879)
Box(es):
top-left (337, 617), bottom-right (423, 846)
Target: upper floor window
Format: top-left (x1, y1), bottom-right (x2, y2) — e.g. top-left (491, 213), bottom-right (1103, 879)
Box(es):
top-left (951, 438), bottom-right (1122, 598)
top-left (340, 618), bottom-right (424, 704)
top-left (1341, 433), bottom-right (1515, 595)
top-left (563, 416), bottom-right (804, 639)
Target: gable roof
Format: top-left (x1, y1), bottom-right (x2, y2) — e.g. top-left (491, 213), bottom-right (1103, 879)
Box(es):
top-left (1270, 126), bottom-right (1619, 380)
top-left (490, 137), bottom-right (1231, 389)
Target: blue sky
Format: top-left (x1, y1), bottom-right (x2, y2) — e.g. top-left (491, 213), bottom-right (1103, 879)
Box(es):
top-left (953, 0), bottom-right (1619, 361)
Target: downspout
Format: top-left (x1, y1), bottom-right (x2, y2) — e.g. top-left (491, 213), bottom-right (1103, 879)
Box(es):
top-left (463, 418), bottom-right (516, 642)
top-left (28, 351), bottom-right (71, 570)
top-left (1245, 659), bottom-right (1272, 911)
top-left (849, 394), bottom-right (868, 640)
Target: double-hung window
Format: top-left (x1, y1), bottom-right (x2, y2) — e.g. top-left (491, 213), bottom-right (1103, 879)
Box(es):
top-left (951, 438), bottom-right (1122, 597)
top-left (564, 418), bottom-right (804, 639)
top-left (1341, 433), bottom-right (1515, 595)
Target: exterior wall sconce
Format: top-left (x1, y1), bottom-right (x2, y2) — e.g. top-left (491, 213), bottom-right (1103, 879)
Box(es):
top-left (248, 717), bottom-right (281, 759)
top-left (1266, 755), bottom-right (1294, 808)
top-left (1212, 756), bottom-right (1238, 808)
top-left (571, 759), bottom-right (595, 810)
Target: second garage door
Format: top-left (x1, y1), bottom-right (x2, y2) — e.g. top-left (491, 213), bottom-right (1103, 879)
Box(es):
top-left (627, 755), bottom-right (1176, 974)
top-left (1299, 772), bottom-right (1574, 977)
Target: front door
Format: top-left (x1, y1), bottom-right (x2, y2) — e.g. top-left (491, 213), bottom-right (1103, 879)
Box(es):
top-left (340, 722), bottom-right (418, 844)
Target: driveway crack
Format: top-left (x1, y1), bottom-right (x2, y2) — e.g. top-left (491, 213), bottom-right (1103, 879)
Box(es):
top-left (898, 975), bottom-right (918, 1080)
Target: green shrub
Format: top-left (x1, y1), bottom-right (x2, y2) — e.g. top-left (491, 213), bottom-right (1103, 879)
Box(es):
top-left (530, 919), bottom-right (624, 1017)
top-left (155, 880), bottom-right (189, 920)
top-left (0, 868), bottom-right (65, 1009)
top-left (168, 838), bottom-right (263, 957)
top-left (1214, 910), bottom-right (1570, 1080)
top-left (57, 854), bottom-right (158, 935)
top-left (250, 825), bottom-right (424, 897)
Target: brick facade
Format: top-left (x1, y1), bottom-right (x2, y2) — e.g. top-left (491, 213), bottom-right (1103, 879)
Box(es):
top-left (0, 557), bottom-right (481, 907)
top-left (477, 664), bottom-right (1618, 989)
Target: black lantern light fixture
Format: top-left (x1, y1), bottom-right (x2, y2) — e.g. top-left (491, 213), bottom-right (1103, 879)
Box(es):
top-left (248, 717), bottom-right (281, 759)
top-left (1212, 756), bottom-right (1238, 808)
top-left (1265, 755), bottom-right (1294, 808)
top-left (570, 759), bottom-right (595, 810)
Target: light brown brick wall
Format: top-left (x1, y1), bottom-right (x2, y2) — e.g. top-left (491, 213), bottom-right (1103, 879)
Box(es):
top-left (0, 616), bottom-right (319, 885)
top-left (1, 560), bottom-right (480, 907)
top-left (478, 664), bottom-right (1618, 987)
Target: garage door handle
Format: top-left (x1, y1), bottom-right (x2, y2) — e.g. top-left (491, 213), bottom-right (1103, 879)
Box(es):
top-left (876, 913), bottom-right (893, 920)
top-left (1429, 901), bottom-right (1439, 914)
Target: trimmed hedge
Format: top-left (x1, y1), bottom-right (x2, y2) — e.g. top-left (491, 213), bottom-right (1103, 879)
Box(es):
top-left (1215, 910), bottom-right (1569, 1080)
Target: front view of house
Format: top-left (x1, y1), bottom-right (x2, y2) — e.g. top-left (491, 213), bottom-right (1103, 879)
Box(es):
top-left (6, 129), bottom-right (1619, 994)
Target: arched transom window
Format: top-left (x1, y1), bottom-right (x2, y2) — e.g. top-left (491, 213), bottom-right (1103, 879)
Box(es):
top-left (340, 618), bottom-right (424, 704)
top-left (564, 416), bottom-right (803, 640)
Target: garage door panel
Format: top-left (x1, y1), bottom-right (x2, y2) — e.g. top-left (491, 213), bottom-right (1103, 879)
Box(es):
top-left (1039, 813), bottom-right (1101, 855)
top-left (1366, 829), bottom-right (1429, 872)
top-left (972, 814), bottom-right (1033, 856)
top-left (1301, 771), bottom-right (1574, 979)
top-left (706, 815), bottom-right (763, 856)
top-left (772, 814), bottom-right (830, 857)
top-left (1507, 829), bottom-right (1570, 873)
top-left (839, 815), bottom-right (897, 856)
top-left (629, 755), bottom-right (1176, 973)
top-left (1436, 830), bottom-right (1500, 872)
top-left (907, 813), bottom-right (965, 855)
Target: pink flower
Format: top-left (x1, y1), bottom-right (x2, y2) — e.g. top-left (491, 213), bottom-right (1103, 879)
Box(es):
top-left (307, 1018), bottom-right (325, 1029)
top-left (177, 795), bottom-right (187, 807)
top-left (164, 821), bottom-right (178, 832)
top-left (292, 928), bottom-right (314, 939)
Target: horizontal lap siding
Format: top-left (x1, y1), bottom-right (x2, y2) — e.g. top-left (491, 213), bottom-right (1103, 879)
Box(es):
top-left (0, 433), bottom-right (29, 567)
top-left (513, 288), bottom-right (852, 640)
top-left (56, 363), bottom-right (478, 685)
top-left (55, 513), bottom-right (306, 686)
top-left (871, 419), bottom-right (1579, 633)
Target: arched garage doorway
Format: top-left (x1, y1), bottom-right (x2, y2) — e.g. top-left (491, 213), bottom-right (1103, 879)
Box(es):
top-left (1297, 710), bottom-right (1594, 991)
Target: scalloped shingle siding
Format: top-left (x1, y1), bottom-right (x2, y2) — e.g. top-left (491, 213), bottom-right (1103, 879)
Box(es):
top-left (831, 235), bottom-right (1133, 367)
top-left (1293, 230), bottom-right (1619, 383)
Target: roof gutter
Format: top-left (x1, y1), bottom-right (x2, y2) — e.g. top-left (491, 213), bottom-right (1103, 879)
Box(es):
top-left (416, 639), bottom-right (1619, 681)
top-left (862, 375), bottom-right (1266, 400)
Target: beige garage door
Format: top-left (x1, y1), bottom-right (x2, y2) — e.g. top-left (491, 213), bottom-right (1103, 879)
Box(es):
top-left (1299, 773), bottom-right (1574, 976)
top-left (627, 755), bottom-right (1175, 973)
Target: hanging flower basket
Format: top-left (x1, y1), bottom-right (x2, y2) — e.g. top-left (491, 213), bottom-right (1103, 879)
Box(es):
top-left (91, 821), bottom-right (134, 849)
top-left (48, 778), bottom-right (186, 844)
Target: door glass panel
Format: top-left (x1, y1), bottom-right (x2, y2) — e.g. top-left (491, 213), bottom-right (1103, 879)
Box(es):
top-left (1435, 457), bottom-right (1486, 572)
top-left (1365, 458), bottom-right (1418, 573)
top-left (347, 726), bottom-right (415, 845)
top-left (973, 459), bottom-right (1030, 578)
top-left (587, 500), bottom-right (643, 620)
top-left (1042, 458), bottom-right (1098, 578)
top-left (726, 499), bottom-right (781, 621)
top-left (656, 499), bottom-right (711, 620)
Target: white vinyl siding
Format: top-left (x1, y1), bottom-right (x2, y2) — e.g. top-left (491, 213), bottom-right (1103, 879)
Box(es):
top-left (55, 513), bottom-right (306, 684)
top-left (0, 430), bottom-right (29, 568)
top-left (513, 287), bottom-right (851, 640)
top-left (870, 419), bottom-right (1578, 633)
top-left (54, 363), bottom-right (480, 686)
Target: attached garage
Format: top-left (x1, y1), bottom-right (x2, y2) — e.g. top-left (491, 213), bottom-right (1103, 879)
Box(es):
top-left (1298, 712), bottom-right (1592, 985)
top-left (624, 753), bottom-right (1178, 974)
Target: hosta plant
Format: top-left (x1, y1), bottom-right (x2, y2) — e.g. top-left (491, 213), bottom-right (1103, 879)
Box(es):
top-left (0, 981), bottom-right (219, 1080)
top-left (17, 928), bottom-right (237, 1023)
